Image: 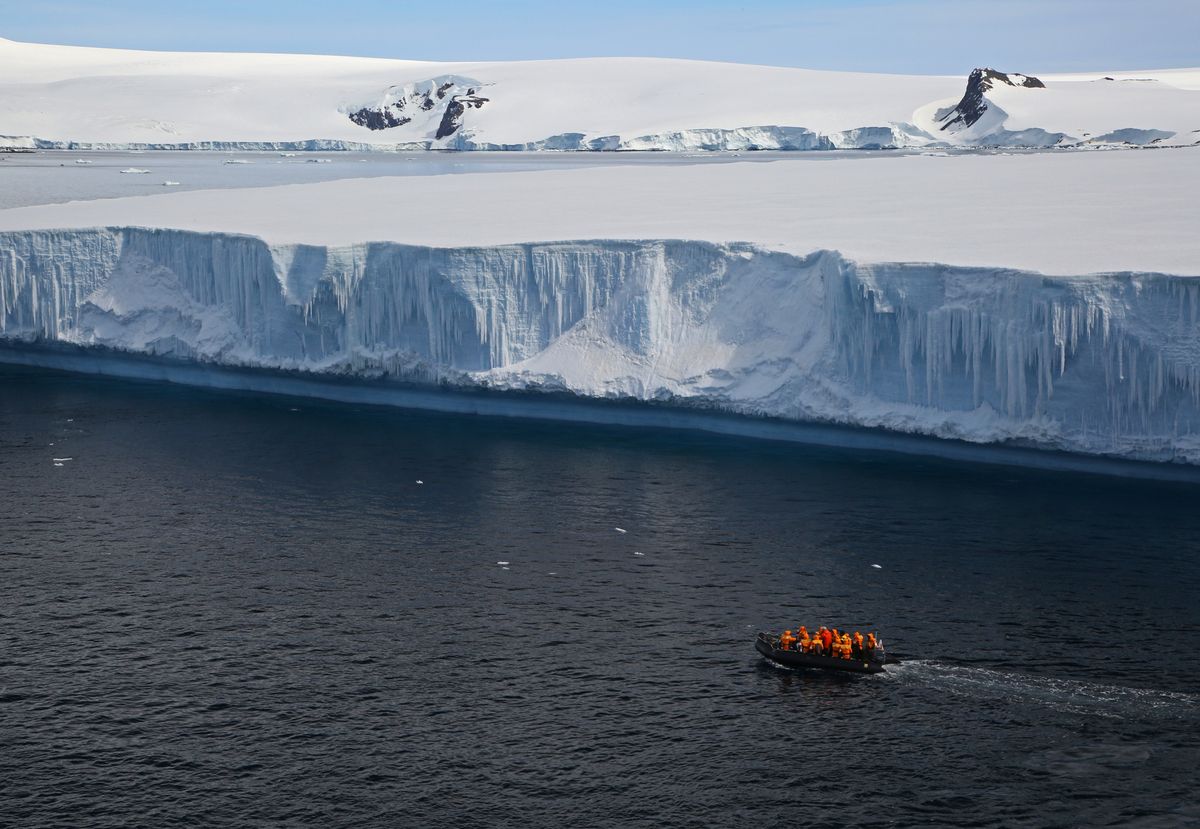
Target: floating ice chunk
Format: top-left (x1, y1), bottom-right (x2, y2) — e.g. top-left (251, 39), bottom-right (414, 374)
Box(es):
top-left (119, 168), bottom-right (151, 174)
top-left (279, 152), bottom-right (297, 157)
top-left (74, 159), bottom-right (92, 165)
top-left (307, 158), bottom-right (332, 163)
top-left (162, 181), bottom-right (181, 187)
top-left (497, 561), bottom-right (509, 565)
top-left (52, 457), bottom-right (73, 462)
top-left (501, 566), bottom-right (510, 570)
top-left (223, 159), bottom-right (252, 165)
top-left (415, 479), bottom-right (424, 485)
top-left (614, 527), bottom-right (627, 534)
top-left (633, 551), bottom-right (644, 556)
top-left (871, 564), bottom-right (883, 569)
top-left (53, 462), bottom-right (63, 467)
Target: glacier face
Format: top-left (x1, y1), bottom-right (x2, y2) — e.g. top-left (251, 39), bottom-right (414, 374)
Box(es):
top-left (3, 228), bottom-right (1200, 463)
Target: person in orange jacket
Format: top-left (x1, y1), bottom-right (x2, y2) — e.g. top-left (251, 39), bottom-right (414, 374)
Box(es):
top-left (821, 627), bottom-right (833, 653)
top-left (841, 633), bottom-right (853, 659)
top-left (780, 629), bottom-right (797, 651)
top-left (809, 630), bottom-right (823, 655)
top-left (853, 631), bottom-right (864, 658)
top-left (798, 627), bottom-right (811, 650)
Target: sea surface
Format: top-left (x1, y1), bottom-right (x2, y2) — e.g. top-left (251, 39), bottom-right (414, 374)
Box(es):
top-left (0, 148), bottom-right (913, 210)
top-left (2, 366), bottom-right (1199, 828)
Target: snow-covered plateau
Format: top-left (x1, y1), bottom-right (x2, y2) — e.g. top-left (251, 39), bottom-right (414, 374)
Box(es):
top-left (0, 38), bottom-right (1198, 151)
top-left (2, 152), bottom-right (1199, 464)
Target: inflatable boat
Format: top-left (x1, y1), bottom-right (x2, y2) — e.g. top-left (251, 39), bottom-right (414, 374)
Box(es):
top-left (756, 631), bottom-right (887, 674)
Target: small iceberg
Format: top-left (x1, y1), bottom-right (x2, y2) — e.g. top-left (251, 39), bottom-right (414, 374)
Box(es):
top-left (74, 159), bottom-right (93, 165)
top-left (162, 181), bottom-right (181, 187)
top-left (306, 158), bottom-right (332, 164)
top-left (223, 158), bottom-right (252, 165)
top-left (871, 564), bottom-right (883, 569)
top-left (119, 168), bottom-right (151, 174)
top-left (614, 527), bottom-right (627, 534)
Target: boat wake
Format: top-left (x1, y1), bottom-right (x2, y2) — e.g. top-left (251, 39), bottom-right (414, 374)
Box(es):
top-left (886, 660), bottom-right (1199, 721)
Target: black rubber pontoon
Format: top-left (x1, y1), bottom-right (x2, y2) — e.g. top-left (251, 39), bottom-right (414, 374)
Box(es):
top-left (756, 632), bottom-right (886, 674)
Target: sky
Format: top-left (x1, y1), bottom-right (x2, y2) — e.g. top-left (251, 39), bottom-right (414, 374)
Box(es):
top-left (1, 0), bottom-right (1197, 73)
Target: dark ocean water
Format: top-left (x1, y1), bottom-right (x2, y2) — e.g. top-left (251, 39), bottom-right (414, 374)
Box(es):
top-left (2, 366), bottom-right (1199, 829)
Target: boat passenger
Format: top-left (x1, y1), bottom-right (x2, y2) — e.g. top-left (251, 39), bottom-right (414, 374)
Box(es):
top-left (853, 631), bottom-right (864, 658)
top-left (799, 629), bottom-right (811, 650)
top-left (841, 634), bottom-right (852, 659)
top-left (780, 629), bottom-right (797, 651)
top-left (821, 627), bottom-right (833, 652)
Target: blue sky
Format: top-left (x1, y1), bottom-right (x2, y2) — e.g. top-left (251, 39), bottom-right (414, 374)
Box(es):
top-left (1, 0), bottom-right (1197, 73)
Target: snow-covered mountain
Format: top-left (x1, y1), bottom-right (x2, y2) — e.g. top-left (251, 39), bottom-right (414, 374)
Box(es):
top-left (1, 37), bottom-right (1197, 151)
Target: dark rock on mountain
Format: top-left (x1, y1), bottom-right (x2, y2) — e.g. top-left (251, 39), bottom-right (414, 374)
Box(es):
top-left (936, 68), bottom-right (1045, 131)
top-left (348, 78), bottom-right (489, 138)
top-left (348, 107), bottom-right (412, 131)
top-left (436, 89), bottom-right (490, 139)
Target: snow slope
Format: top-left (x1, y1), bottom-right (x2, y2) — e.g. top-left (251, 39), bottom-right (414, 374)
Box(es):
top-left (2, 152), bottom-right (1199, 463)
top-left (1, 37), bottom-right (1197, 151)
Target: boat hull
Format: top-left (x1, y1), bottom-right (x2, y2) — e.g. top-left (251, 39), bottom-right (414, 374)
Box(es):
top-left (756, 633), bottom-right (885, 674)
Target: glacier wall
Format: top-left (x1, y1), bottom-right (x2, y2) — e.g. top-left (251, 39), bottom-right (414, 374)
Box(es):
top-left (3, 228), bottom-right (1200, 463)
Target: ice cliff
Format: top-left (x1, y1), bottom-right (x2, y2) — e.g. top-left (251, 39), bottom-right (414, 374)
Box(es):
top-left (3, 228), bottom-right (1200, 463)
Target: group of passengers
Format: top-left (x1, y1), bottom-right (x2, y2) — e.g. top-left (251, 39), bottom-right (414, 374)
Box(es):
top-left (778, 626), bottom-right (879, 660)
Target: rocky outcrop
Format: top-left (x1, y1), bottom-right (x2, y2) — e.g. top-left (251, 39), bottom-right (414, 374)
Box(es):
top-left (936, 68), bottom-right (1045, 132)
top-left (435, 88), bottom-right (489, 139)
top-left (343, 77), bottom-right (488, 137)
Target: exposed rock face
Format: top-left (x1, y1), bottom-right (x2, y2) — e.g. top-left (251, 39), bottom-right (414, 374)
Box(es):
top-left (936, 68), bottom-right (1045, 131)
top-left (348, 107), bottom-right (411, 131)
top-left (345, 77), bottom-right (488, 137)
top-left (435, 89), bottom-right (490, 139)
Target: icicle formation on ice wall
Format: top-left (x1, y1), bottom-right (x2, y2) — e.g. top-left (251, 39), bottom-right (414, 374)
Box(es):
top-left (1, 228), bottom-right (1199, 462)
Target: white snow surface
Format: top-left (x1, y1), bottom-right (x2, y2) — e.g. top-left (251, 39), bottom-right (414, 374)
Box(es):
top-left (0, 37), bottom-right (1197, 150)
top-left (2, 151), bottom-right (1200, 463)
top-left (2, 152), bottom-right (1196, 275)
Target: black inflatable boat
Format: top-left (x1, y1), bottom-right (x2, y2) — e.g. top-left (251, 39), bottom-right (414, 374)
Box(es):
top-left (756, 632), bottom-right (887, 674)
